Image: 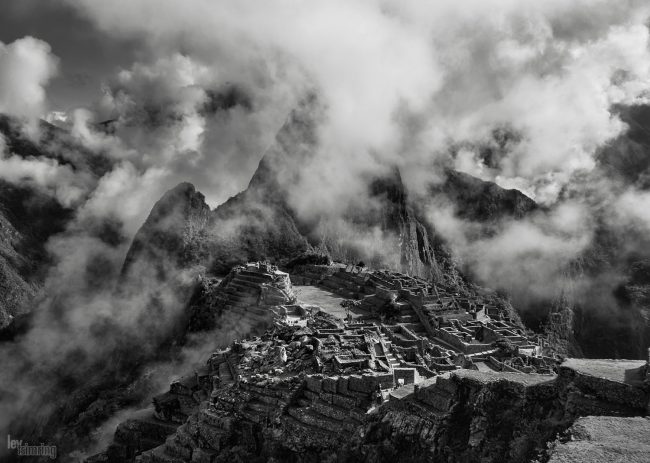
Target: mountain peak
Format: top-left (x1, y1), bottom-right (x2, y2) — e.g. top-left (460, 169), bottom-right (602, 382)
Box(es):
top-left (121, 182), bottom-right (211, 278)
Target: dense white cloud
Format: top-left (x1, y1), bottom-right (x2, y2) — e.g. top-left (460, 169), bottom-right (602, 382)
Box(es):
top-left (615, 188), bottom-right (650, 231)
top-left (63, 0), bottom-right (650, 214)
top-left (428, 199), bottom-right (594, 308)
top-left (0, 0), bottom-right (642, 312)
top-left (0, 133), bottom-right (92, 206)
top-left (0, 36), bottom-right (58, 127)
top-left (53, 0), bottom-right (650, 304)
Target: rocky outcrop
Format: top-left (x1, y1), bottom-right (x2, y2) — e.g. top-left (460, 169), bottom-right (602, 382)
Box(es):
top-left (367, 171), bottom-right (453, 282)
top-left (356, 359), bottom-right (649, 462)
top-left (95, 355), bottom-right (649, 463)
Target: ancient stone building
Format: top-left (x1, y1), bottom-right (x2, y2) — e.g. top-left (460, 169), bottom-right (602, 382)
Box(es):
top-left (89, 263), bottom-right (650, 463)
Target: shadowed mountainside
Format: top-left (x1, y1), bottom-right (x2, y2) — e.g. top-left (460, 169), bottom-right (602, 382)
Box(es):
top-left (437, 169), bottom-right (537, 221)
top-left (0, 116), bottom-right (86, 332)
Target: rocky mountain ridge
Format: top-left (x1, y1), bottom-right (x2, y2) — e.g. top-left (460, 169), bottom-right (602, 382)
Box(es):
top-left (122, 99), bottom-right (538, 289)
top-left (0, 116), bottom-right (79, 333)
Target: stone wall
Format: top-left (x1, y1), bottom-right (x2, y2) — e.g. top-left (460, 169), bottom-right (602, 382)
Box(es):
top-left (91, 357), bottom-right (650, 463)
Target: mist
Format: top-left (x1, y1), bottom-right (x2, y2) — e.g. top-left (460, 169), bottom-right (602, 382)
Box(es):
top-left (0, 0), bottom-right (650, 458)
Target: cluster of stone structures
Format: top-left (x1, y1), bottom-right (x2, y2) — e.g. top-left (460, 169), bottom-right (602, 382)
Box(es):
top-left (295, 265), bottom-right (553, 375)
top-left (218, 262), bottom-right (295, 313)
top-left (188, 262), bottom-right (297, 337)
top-left (90, 263), bottom-right (650, 463)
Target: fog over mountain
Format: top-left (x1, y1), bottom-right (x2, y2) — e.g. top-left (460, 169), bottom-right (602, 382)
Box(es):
top-left (1, 1), bottom-right (650, 461)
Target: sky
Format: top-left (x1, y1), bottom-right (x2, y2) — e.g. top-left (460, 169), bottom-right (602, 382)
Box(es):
top-left (1, 0), bottom-right (650, 297)
top-left (0, 0), bottom-right (140, 111)
top-left (0, 0), bottom-right (649, 299)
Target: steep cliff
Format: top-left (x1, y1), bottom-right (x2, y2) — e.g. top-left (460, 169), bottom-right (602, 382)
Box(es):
top-left (0, 116), bottom-right (78, 332)
top-left (0, 181), bottom-right (70, 329)
top-left (95, 350), bottom-right (649, 463)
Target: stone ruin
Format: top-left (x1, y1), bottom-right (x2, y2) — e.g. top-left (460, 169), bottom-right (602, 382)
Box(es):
top-left (187, 262), bottom-right (298, 339)
top-left (89, 262), bottom-right (650, 463)
top-left (293, 264), bottom-right (553, 375)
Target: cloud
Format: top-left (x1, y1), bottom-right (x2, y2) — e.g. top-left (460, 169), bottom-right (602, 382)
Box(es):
top-left (46, 0), bottom-right (650, 337)
top-left (2, 0), bottom-right (650, 452)
top-left (78, 162), bottom-right (170, 237)
top-left (0, 133), bottom-right (93, 206)
top-left (614, 188), bottom-right (650, 231)
top-left (402, 2), bottom-right (650, 203)
top-left (0, 36), bottom-right (58, 128)
top-left (44, 110), bottom-right (69, 128)
top-left (428, 199), bottom-right (594, 307)
top-left (63, 0), bottom-right (650, 215)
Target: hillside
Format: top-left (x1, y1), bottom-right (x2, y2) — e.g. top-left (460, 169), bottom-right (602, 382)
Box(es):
top-left (0, 116), bottom-right (78, 332)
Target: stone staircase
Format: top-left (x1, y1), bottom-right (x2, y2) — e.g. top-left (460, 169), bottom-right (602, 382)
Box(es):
top-left (392, 303), bottom-right (429, 340)
top-left (378, 332), bottom-right (403, 369)
top-left (403, 322), bottom-right (427, 337)
top-left (384, 350), bottom-right (401, 369)
top-left (216, 361), bottom-right (235, 388)
top-left (396, 303), bottom-right (425, 327)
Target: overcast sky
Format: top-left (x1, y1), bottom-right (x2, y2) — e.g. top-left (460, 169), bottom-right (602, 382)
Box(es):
top-left (1, 0), bottom-right (650, 300)
top-left (0, 0), bottom-right (140, 111)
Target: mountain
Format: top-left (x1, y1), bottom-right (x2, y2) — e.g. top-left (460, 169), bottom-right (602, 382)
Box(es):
top-left (0, 182), bottom-right (71, 330)
top-left (121, 182), bottom-right (212, 280)
top-left (436, 169), bottom-right (537, 221)
top-left (4, 102), bottom-right (649, 460)
top-left (88, 105), bottom-right (650, 461)
top-left (0, 116), bottom-right (79, 333)
top-left (122, 100), bottom-right (650, 363)
top-left (120, 170), bottom-right (312, 280)
top-left (123, 99), bottom-right (537, 291)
